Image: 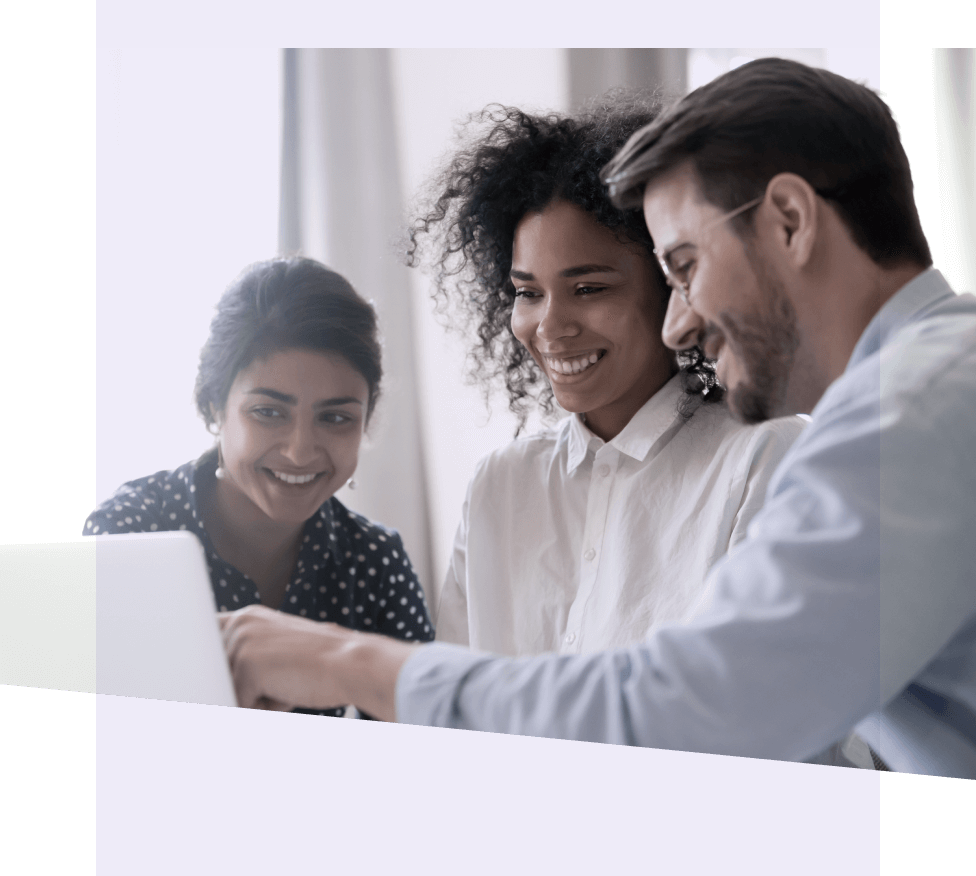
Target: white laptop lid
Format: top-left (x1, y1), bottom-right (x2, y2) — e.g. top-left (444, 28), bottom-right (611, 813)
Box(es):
top-left (96, 531), bottom-right (238, 706)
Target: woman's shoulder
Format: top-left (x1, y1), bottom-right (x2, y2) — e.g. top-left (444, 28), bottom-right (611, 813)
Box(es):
top-left (686, 401), bottom-right (807, 449)
top-left (325, 496), bottom-right (406, 550)
top-left (83, 459), bottom-right (201, 535)
top-left (472, 418), bottom-right (572, 477)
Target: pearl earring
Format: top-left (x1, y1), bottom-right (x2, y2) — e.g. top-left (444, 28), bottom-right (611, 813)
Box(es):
top-left (347, 478), bottom-right (357, 490)
top-left (215, 443), bottom-right (226, 480)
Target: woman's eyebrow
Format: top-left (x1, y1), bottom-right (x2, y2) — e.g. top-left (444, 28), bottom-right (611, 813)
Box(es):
top-left (313, 397), bottom-right (363, 409)
top-left (510, 264), bottom-right (619, 281)
top-left (247, 388), bottom-right (296, 404)
top-left (246, 389), bottom-right (362, 408)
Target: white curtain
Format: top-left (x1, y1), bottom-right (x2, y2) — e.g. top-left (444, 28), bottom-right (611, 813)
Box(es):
top-left (934, 49), bottom-right (976, 294)
top-left (278, 48), bottom-right (433, 595)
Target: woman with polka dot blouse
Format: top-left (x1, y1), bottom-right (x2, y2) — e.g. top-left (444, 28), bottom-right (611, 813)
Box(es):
top-left (84, 258), bottom-right (433, 714)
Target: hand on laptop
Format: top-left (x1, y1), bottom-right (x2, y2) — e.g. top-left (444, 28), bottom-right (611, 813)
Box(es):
top-left (219, 605), bottom-right (416, 721)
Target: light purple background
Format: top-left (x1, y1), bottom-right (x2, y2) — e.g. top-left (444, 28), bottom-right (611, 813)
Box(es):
top-left (96, 0), bottom-right (880, 876)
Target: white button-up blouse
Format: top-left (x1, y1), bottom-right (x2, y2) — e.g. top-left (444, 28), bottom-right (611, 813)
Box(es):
top-left (436, 375), bottom-right (806, 656)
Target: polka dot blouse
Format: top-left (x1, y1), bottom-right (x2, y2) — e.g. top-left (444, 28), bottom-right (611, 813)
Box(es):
top-left (83, 449), bottom-right (434, 714)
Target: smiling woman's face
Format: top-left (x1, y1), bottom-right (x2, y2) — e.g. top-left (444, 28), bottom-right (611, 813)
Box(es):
top-left (510, 199), bottom-right (675, 441)
top-left (215, 348), bottom-right (369, 525)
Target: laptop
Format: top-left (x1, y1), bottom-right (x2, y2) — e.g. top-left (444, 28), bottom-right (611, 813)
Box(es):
top-left (0, 531), bottom-right (237, 707)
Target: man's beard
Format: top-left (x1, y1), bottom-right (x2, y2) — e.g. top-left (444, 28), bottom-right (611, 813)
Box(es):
top-left (721, 250), bottom-right (799, 424)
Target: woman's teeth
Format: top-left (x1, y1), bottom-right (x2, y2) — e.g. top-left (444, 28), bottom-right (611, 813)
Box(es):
top-left (544, 352), bottom-right (602, 375)
top-left (271, 470), bottom-right (318, 485)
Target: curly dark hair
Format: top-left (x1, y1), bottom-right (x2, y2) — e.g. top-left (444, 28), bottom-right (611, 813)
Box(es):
top-left (405, 93), bottom-right (723, 432)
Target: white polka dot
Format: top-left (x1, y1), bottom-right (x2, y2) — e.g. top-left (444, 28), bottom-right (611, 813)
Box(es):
top-left (179, 524), bottom-right (186, 530)
top-left (357, 580), bottom-right (365, 588)
top-left (169, 513), bottom-right (177, 520)
top-left (410, 606), bottom-right (416, 614)
top-left (386, 612), bottom-right (395, 619)
top-left (313, 544), bottom-right (320, 551)
top-left (86, 521), bottom-right (92, 529)
top-left (220, 579), bottom-right (227, 587)
top-left (149, 524), bottom-right (157, 531)
top-left (319, 611), bottom-right (327, 618)
top-left (368, 543), bottom-right (377, 550)
top-left (378, 535), bottom-right (387, 542)
top-left (116, 520), bottom-right (123, 527)
top-left (397, 575), bottom-right (405, 581)
top-left (382, 557), bottom-right (390, 566)
top-left (396, 621), bottom-right (405, 630)
top-left (174, 493), bottom-right (181, 500)
top-left (93, 525), bottom-right (100, 534)
top-left (232, 594), bottom-right (239, 602)
top-left (363, 618), bottom-right (372, 625)
top-left (319, 586), bottom-right (327, 593)
top-left (339, 582), bottom-right (346, 589)
top-left (355, 605), bottom-right (364, 613)
top-left (114, 505), bottom-right (122, 512)
top-left (405, 631), bottom-right (413, 638)
top-left (290, 595), bottom-right (297, 603)
top-left (299, 609), bottom-right (307, 616)
top-left (184, 503), bottom-right (190, 510)
top-left (348, 568), bottom-right (356, 575)
top-left (400, 597), bottom-right (408, 605)
top-left (164, 484), bottom-right (171, 491)
top-left (332, 597), bottom-right (338, 604)
top-left (341, 607), bottom-right (349, 615)
top-left (392, 550), bottom-right (399, 558)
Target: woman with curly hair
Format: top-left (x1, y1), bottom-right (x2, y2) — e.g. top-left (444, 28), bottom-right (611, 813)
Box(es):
top-left (408, 95), bottom-right (805, 656)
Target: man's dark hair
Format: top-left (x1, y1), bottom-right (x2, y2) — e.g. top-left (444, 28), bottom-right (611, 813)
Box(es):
top-left (603, 57), bottom-right (932, 268)
top-left (406, 94), bottom-right (723, 432)
top-left (195, 257), bottom-right (382, 427)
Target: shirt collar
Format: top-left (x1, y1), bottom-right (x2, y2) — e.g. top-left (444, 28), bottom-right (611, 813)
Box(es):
top-left (847, 268), bottom-right (956, 371)
top-left (565, 373), bottom-right (690, 473)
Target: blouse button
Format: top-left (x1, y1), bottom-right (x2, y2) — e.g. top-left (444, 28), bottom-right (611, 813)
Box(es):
top-left (583, 548), bottom-right (596, 561)
top-left (598, 464), bottom-right (610, 477)
top-left (565, 632), bottom-right (576, 644)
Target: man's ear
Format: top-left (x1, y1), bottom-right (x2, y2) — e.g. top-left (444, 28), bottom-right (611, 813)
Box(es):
top-left (764, 173), bottom-right (820, 268)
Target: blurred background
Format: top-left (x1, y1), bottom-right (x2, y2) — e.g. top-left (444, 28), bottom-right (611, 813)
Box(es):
top-left (18, 47), bottom-right (974, 607)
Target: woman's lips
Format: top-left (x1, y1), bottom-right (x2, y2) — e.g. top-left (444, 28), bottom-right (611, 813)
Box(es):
top-left (542, 350), bottom-right (605, 380)
top-left (265, 468), bottom-right (324, 486)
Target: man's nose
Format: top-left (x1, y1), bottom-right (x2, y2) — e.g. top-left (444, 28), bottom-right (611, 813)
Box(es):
top-left (661, 292), bottom-right (703, 352)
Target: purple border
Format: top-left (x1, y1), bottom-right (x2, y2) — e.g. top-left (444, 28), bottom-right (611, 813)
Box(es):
top-left (95, 0), bottom-right (881, 48)
top-left (96, 695), bottom-right (881, 876)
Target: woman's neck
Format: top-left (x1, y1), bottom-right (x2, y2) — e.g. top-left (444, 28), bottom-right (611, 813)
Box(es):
top-left (200, 471), bottom-right (305, 607)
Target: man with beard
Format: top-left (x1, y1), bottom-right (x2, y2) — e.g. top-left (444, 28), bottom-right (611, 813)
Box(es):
top-left (220, 59), bottom-right (976, 778)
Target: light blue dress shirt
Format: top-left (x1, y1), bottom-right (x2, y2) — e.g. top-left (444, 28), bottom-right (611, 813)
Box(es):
top-left (397, 269), bottom-right (976, 779)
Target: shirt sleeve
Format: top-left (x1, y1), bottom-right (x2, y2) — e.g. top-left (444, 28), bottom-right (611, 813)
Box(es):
top-left (433, 486), bottom-right (472, 646)
top-left (82, 486), bottom-right (159, 535)
top-left (371, 532), bottom-right (435, 643)
top-left (396, 360), bottom-right (976, 763)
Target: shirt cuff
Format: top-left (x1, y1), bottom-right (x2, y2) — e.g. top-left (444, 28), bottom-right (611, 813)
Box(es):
top-left (395, 641), bottom-right (495, 728)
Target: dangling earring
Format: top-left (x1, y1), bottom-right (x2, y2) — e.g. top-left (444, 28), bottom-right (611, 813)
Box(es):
top-left (215, 442), bottom-right (226, 480)
top-left (346, 478), bottom-right (356, 490)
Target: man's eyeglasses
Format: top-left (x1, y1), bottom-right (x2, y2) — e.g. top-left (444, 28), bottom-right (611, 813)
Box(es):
top-left (653, 195), bottom-right (765, 306)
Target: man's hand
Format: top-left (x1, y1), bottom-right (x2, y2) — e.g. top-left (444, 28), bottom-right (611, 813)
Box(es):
top-left (218, 605), bottom-right (416, 721)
